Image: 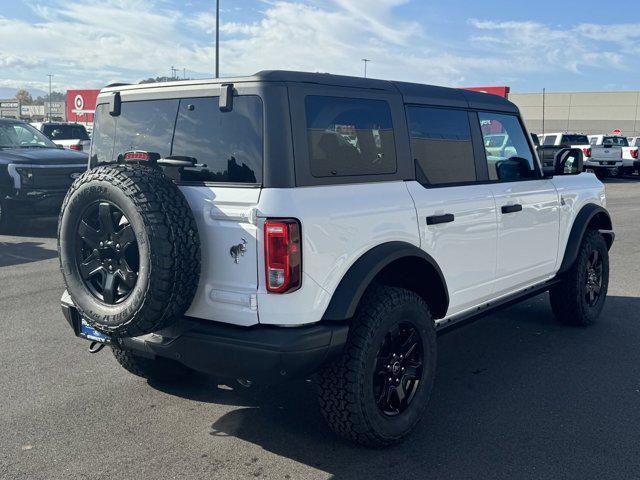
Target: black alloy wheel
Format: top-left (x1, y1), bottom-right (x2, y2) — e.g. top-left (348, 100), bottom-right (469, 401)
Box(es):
top-left (75, 201), bottom-right (139, 305)
top-left (373, 322), bottom-right (424, 417)
top-left (584, 249), bottom-right (603, 307)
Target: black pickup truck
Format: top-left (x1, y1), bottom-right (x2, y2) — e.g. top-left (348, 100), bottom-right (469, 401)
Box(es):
top-left (536, 133), bottom-right (591, 169)
top-left (0, 118), bottom-right (88, 232)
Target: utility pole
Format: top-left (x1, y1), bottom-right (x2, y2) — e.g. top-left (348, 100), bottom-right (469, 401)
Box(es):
top-left (215, 0), bottom-right (220, 78)
top-left (362, 59), bottom-right (370, 78)
top-left (183, 68), bottom-right (186, 80)
top-left (171, 66), bottom-right (178, 79)
top-left (542, 87), bottom-right (546, 137)
top-left (47, 74), bottom-right (53, 121)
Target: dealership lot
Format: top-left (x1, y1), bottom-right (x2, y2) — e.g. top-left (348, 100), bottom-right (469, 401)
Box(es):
top-left (0, 178), bottom-right (639, 480)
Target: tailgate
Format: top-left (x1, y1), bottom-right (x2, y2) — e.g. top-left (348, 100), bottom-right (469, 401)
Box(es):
top-left (180, 186), bottom-right (261, 326)
top-left (591, 146), bottom-right (621, 161)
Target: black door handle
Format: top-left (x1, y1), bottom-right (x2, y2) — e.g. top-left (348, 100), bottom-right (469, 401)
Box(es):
top-left (426, 213), bottom-right (455, 225)
top-left (501, 204), bottom-right (523, 214)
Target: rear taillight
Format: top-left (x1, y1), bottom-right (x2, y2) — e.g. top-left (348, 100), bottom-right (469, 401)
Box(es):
top-left (632, 149), bottom-right (638, 159)
top-left (70, 144), bottom-right (82, 151)
top-left (582, 147), bottom-right (592, 158)
top-left (264, 219), bottom-right (301, 293)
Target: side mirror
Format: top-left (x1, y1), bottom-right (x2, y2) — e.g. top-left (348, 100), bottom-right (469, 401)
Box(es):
top-left (544, 147), bottom-right (583, 177)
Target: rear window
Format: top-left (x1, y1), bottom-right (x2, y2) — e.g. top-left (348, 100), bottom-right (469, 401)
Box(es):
top-left (43, 124), bottom-right (90, 141)
top-left (305, 96), bottom-right (397, 177)
top-left (602, 136), bottom-right (629, 147)
top-left (90, 96), bottom-right (263, 185)
top-left (560, 134), bottom-right (588, 145)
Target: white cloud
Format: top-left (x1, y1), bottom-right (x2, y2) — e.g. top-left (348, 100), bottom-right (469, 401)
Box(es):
top-left (0, 0), bottom-right (639, 92)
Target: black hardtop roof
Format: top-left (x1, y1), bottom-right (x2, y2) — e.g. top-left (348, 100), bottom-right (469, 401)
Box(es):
top-left (102, 70), bottom-right (518, 113)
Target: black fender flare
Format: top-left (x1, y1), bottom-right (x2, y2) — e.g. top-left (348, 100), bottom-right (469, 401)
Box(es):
top-left (322, 241), bottom-right (449, 321)
top-left (558, 203), bottom-right (614, 274)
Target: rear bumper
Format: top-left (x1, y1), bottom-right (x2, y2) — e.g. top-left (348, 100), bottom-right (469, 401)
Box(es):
top-left (584, 159), bottom-right (622, 168)
top-left (61, 300), bottom-right (348, 384)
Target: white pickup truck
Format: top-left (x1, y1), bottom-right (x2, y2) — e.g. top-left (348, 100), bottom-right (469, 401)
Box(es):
top-left (626, 137), bottom-right (640, 175)
top-left (587, 135), bottom-right (627, 176)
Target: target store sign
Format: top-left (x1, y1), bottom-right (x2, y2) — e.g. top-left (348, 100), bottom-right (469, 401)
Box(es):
top-left (66, 89), bottom-right (100, 122)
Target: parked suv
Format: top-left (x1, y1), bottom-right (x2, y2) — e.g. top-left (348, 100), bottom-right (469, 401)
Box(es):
top-left (0, 118), bottom-right (88, 232)
top-left (57, 71), bottom-right (614, 447)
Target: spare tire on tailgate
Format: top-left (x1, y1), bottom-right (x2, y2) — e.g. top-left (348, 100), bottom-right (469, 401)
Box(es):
top-left (58, 163), bottom-right (200, 338)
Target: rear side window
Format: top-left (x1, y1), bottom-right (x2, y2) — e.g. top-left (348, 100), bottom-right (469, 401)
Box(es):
top-left (602, 136), bottom-right (628, 147)
top-left (43, 124), bottom-right (90, 141)
top-left (305, 96), bottom-right (397, 177)
top-left (561, 134), bottom-right (588, 145)
top-left (90, 96), bottom-right (263, 185)
top-left (543, 135), bottom-right (557, 146)
top-left (478, 112), bottom-right (536, 181)
top-left (407, 106), bottom-right (476, 185)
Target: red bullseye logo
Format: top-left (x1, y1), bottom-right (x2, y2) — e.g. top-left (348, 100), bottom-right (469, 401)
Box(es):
top-left (74, 95), bottom-right (84, 111)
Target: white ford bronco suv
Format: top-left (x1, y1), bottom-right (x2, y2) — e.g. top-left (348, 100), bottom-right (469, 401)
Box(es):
top-left (58, 71), bottom-right (614, 447)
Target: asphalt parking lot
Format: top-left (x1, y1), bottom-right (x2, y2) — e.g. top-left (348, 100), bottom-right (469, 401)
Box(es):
top-left (1, 178), bottom-right (639, 480)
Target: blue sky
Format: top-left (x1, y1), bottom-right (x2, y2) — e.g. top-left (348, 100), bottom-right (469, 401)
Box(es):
top-left (1, 0), bottom-right (640, 95)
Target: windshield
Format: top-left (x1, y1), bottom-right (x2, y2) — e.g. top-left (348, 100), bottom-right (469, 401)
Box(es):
top-left (602, 136), bottom-right (629, 147)
top-left (42, 124), bottom-right (90, 141)
top-left (0, 122), bottom-right (57, 149)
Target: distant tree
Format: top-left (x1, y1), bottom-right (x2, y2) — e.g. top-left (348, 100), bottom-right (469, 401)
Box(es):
top-left (34, 91), bottom-right (66, 105)
top-left (15, 89), bottom-right (33, 105)
top-left (139, 76), bottom-right (191, 84)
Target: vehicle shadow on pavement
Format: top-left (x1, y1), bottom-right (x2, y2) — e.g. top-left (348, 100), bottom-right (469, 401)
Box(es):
top-left (1, 217), bottom-right (58, 239)
top-left (179, 293), bottom-right (640, 480)
top-left (0, 240), bottom-right (57, 267)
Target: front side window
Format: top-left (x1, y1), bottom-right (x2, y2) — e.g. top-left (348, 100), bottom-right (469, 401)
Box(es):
top-left (305, 96), bottom-right (397, 177)
top-left (634, 138), bottom-right (640, 147)
top-left (478, 112), bottom-right (537, 181)
top-left (590, 137), bottom-right (598, 145)
top-left (543, 135), bottom-right (557, 146)
top-left (407, 106), bottom-right (476, 185)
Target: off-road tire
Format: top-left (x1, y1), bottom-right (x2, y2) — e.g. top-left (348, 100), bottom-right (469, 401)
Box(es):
top-left (58, 163), bottom-right (200, 337)
top-left (111, 344), bottom-right (193, 382)
top-left (550, 229), bottom-right (609, 326)
top-left (317, 285), bottom-right (437, 447)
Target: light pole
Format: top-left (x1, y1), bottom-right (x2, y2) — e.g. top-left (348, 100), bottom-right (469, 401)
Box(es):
top-left (362, 59), bottom-right (370, 78)
top-left (47, 74), bottom-right (53, 121)
top-left (215, 0), bottom-right (220, 78)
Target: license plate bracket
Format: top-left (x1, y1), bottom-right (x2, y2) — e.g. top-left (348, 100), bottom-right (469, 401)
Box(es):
top-left (79, 320), bottom-right (111, 344)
